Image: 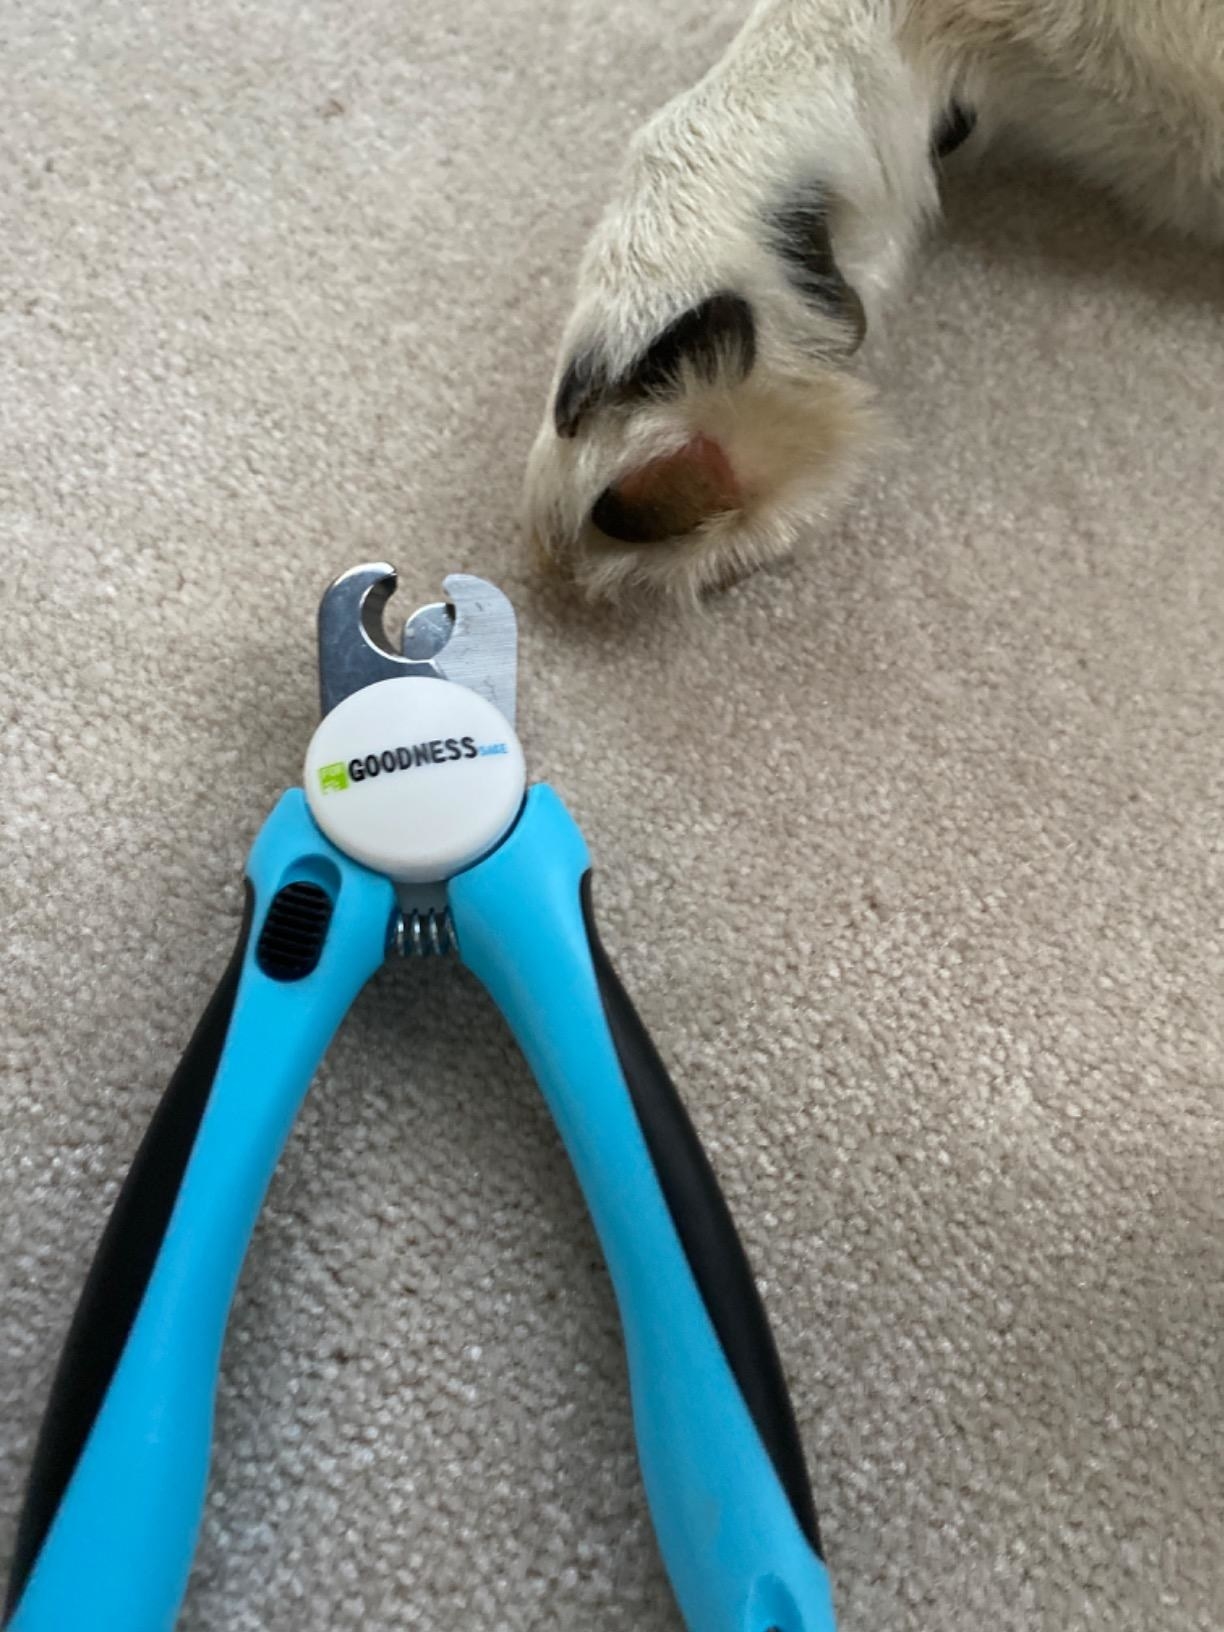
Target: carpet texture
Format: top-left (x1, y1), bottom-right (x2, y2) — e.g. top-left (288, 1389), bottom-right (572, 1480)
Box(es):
top-left (2, 2), bottom-right (1223, 1629)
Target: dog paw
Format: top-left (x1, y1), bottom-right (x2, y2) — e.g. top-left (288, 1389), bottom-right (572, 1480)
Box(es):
top-left (524, 137), bottom-right (879, 604)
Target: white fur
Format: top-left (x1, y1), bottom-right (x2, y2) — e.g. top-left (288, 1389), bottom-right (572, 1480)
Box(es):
top-left (525, 0), bottom-right (1224, 601)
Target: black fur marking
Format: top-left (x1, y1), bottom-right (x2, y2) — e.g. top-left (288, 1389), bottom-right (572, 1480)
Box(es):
top-left (555, 347), bottom-right (611, 438)
top-left (553, 293), bottom-right (755, 439)
top-left (934, 100), bottom-right (977, 158)
top-left (620, 292), bottom-right (756, 399)
top-left (767, 187), bottom-right (866, 351)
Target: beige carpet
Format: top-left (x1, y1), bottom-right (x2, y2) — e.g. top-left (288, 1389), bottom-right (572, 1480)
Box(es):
top-left (3, 1), bottom-right (1223, 1628)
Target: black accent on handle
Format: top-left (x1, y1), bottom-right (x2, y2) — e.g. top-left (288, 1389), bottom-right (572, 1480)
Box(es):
top-left (3, 886), bottom-right (256, 1623)
top-left (256, 881), bottom-right (333, 981)
top-left (580, 873), bottom-right (823, 1558)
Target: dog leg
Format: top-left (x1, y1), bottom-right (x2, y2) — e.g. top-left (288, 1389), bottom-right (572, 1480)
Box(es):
top-left (911, 0), bottom-right (1224, 243)
top-left (524, 0), bottom-right (962, 602)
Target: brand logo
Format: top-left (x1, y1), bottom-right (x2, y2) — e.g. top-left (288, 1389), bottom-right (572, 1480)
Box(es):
top-left (317, 736), bottom-right (506, 794)
top-left (317, 762), bottom-right (350, 794)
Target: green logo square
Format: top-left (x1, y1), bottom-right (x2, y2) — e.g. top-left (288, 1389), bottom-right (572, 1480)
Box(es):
top-left (317, 761), bottom-right (349, 794)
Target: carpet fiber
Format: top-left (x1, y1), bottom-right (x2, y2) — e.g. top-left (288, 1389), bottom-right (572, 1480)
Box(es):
top-left (3, 2), bottom-right (1223, 1628)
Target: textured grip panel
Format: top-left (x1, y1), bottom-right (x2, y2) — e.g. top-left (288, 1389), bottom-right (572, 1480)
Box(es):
top-left (256, 881), bottom-right (334, 980)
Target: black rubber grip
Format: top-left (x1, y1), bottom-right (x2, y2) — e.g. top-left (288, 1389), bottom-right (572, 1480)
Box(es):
top-left (4, 886), bottom-right (256, 1622)
top-left (256, 880), bottom-right (333, 980)
top-left (579, 873), bottom-right (822, 1557)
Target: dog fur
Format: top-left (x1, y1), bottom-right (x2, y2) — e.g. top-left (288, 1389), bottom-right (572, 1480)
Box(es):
top-left (524, 0), bottom-right (1224, 602)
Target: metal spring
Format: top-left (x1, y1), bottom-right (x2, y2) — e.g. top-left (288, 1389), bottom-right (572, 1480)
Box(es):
top-left (394, 907), bottom-right (456, 958)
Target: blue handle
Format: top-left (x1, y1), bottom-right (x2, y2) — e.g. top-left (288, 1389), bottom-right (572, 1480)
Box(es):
top-left (450, 785), bottom-right (836, 1632)
top-left (6, 791), bottom-right (395, 1632)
